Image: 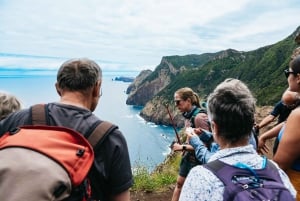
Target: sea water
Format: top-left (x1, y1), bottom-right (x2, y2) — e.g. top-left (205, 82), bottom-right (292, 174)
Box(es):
top-left (0, 72), bottom-right (176, 171)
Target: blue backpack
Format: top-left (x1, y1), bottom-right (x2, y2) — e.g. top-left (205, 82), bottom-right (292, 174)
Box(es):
top-left (204, 158), bottom-right (295, 201)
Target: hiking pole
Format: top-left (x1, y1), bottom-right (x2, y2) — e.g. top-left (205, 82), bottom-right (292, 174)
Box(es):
top-left (164, 103), bottom-right (181, 144)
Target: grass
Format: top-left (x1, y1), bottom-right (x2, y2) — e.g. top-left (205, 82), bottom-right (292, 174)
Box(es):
top-left (131, 152), bottom-right (181, 192)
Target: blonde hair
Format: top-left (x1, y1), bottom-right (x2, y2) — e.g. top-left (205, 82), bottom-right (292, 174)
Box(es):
top-left (175, 87), bottom-right (201, 107)
top-left (0, 92), bottom-right (21, 120)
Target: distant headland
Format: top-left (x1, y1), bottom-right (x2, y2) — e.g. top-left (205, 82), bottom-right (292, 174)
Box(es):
top-left (113, 76), bottom-right (135, 82)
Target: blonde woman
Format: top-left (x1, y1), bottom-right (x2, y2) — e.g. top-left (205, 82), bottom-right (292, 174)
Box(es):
top-left (171, 87), bottom-right (210, 201)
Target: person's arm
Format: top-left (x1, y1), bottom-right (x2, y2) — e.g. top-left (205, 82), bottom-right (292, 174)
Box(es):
top-left (257, 114), bottom-right (276, 130)
top-left (110, 190), bottom-right (130, 201)
top-left (273, 108), bottom-right (300, 170)
top-left (100, 130), bottom-right (133, 200)
top-left (171, 142), bottom-right (194, 152)
top-left (189, 135), bottom-right (217, 164)
top-left (186, 129), bottom-right (217, 164)
top-left (257, 122), bottom-right (284, 153)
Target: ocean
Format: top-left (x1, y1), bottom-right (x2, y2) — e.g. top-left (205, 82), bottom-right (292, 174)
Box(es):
top-left (0, 71), bottom-right (176, 171)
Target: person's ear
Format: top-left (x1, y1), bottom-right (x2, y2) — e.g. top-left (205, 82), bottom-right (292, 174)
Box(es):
top-left (93, 80), bottom-right (101, 98)
top-left (55, 83), bottom-right (61, 96)
top-left (210, 121), bottom-right (219, 135)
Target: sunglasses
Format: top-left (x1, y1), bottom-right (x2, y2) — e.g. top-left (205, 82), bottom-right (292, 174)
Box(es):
top-left (284, 69), bottom-right (298, 78)
top-left (174, 99), bottom-right (182, 106)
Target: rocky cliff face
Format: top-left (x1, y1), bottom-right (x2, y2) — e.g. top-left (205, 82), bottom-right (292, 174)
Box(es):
top-left (125, 57), bottom-right (189, 127)
top-left (126, 69), bottom-right (152, 94)
top-left (126, 58), bottom-right (180, 106)
top-left (139, 96), bottom-right (186, 128)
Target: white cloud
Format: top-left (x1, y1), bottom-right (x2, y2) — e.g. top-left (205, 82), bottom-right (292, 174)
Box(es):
top-left (0, 0), bottom-right (299, 71)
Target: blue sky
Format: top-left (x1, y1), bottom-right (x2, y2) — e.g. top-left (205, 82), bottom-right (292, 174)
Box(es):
top-left (0, 0), bottom-right (299, 71)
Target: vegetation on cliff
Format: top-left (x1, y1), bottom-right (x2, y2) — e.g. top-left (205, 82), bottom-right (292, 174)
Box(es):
top-left (126, 26), bottom-right (300, 127)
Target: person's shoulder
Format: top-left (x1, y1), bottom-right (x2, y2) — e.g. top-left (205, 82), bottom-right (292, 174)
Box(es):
top-left (3, 108), bottom-right (30, 121)
top-left (195, 107), bottom-right (207, 113)
top-left (194, 107), bottom-right (207, 117)
top-left (96, 121), bottom-right (127, 143)
top-left (0, 108), bottom-right (30, 135)
top-left (107, 126), bottom-right (127, 141)
top-left (189, 163), bottom-right (213, 177)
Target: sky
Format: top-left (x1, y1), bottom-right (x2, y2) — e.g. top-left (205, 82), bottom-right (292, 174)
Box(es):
top-left (0, 0), bottom-right (300, 72)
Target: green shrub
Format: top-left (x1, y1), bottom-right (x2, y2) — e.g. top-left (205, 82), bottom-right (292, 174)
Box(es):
top-left (131, 152), bottom-right (181, 192)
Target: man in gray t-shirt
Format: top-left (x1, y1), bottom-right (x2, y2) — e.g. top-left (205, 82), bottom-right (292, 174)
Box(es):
top-left (0, 58), bottom-right (133, 201)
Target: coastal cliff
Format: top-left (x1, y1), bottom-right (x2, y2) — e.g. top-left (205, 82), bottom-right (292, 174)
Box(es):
top-left (126, 26), bottom-right (300, 127)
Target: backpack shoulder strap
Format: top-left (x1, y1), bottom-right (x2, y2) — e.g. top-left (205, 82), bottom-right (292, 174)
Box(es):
top-left (204, 158), bottom-right (284, 185)
top-left (204, 160), bottom-right (231, 183)
top-left (204, 159), bottom-right (262, 187)
top-left (31, 104), bottom-right (47, 125)
top-left (31, 103), bottom-right (117, 149)
top-left (204, 159), bottom-right (250, 200)
top-left (87, 121), bottom-right (118, 149)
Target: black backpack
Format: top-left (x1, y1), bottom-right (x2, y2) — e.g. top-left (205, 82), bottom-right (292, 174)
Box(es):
top-left (204, 158), bottom-right (295, 201)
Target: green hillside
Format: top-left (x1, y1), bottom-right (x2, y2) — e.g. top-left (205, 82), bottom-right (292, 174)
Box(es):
top-left (155, 27), bottom-right (300, 106)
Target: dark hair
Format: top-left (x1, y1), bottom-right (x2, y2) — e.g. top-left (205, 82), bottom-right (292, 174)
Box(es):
top-left (290, 55), bottom-right (300, 74)
top-left (207, 78), bottom-right (255, 144)
top-left (57, 58), bottom-right (102, 91)
top-left (175, 87), bottom-right (200, 107)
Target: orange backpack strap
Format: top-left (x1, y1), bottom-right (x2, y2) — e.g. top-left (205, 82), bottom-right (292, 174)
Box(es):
top-left (31, 104), bottom-right (47, 125)
top-left (87, 121), bottom-right (118, 149)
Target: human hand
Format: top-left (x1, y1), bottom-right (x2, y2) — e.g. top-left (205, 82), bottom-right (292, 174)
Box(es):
top-left (172, 142), bottom-right (183, 152)
top-left (257, 135), bottom-right (269, 154)
top-left (193, 128), bottom-right (202, 135)
top-left (185, 127), bottom-right (197, 141)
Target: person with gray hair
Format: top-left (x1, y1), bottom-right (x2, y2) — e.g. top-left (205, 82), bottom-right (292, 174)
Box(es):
top-left (0, 91), bottom-right (21, 120)
top-left (0, 58), bottom-right (133, 201)
top-left (179, 78), bottom-right (295, 201)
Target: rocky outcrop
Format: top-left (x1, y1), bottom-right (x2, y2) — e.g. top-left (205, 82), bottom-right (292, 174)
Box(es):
top-left (126, 58), bottom-right (180, 106)
top-left (140, 96), bottom-right (185, 128)
top-left (126, 70), bottom-right (152, 94)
